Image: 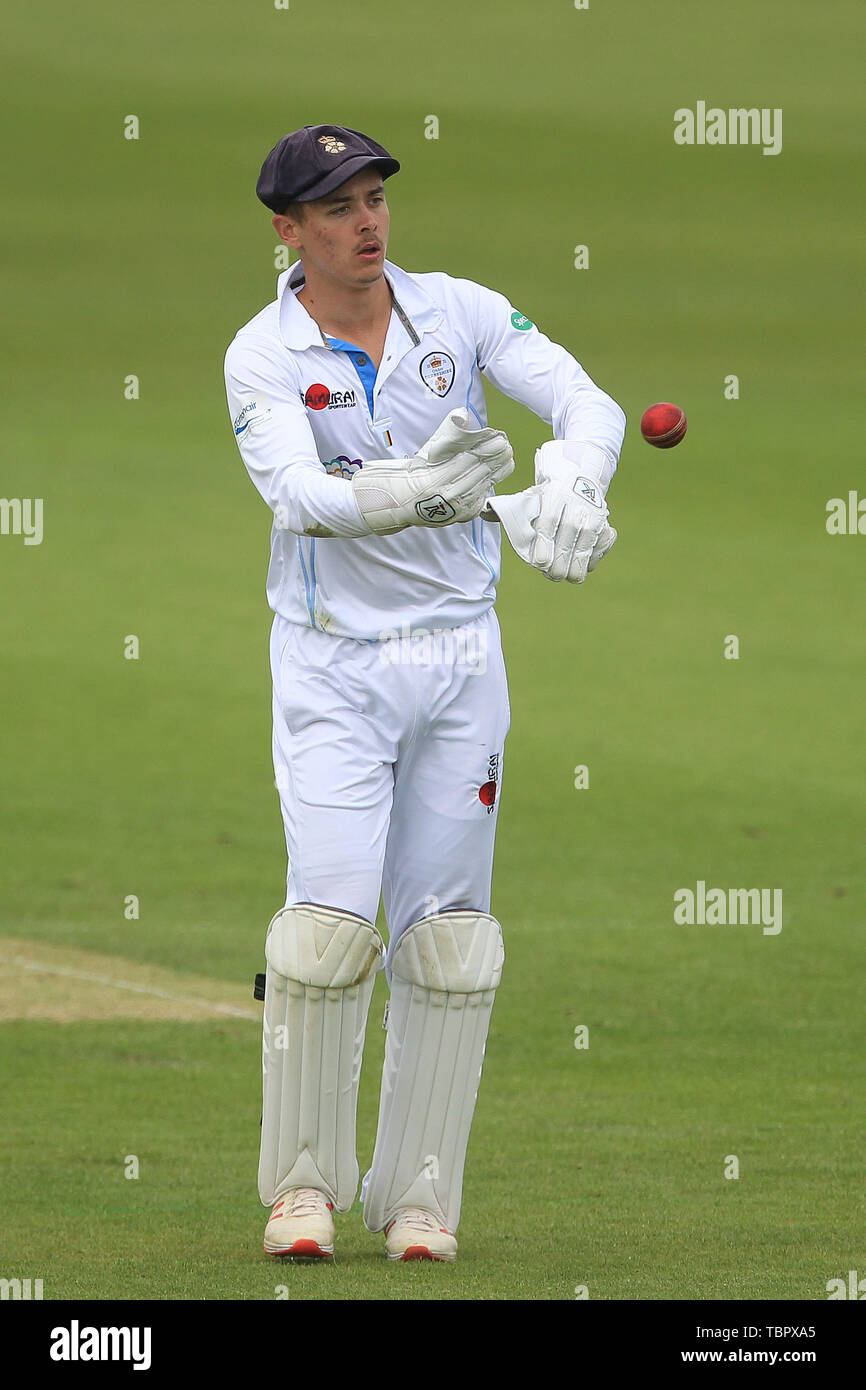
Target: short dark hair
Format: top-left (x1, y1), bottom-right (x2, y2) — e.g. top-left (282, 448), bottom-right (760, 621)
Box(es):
top-left (281, 200), bottom-right (306, 221)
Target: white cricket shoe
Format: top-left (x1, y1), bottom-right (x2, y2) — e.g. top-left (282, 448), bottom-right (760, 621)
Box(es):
top-left (264, 1188), bottom-right (334, 1258)
top-left (384, 1207), bottom-right (458, 1262)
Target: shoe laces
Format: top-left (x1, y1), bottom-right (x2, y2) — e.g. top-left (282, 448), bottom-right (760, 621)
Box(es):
top-left (285, 1188), bottom-right (328, 1218)
top-left (394, 1207), bottom-right (448, 1234)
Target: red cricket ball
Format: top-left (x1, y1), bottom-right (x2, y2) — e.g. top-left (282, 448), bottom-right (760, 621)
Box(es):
top-left (640, 402), bottom-right (687, 448)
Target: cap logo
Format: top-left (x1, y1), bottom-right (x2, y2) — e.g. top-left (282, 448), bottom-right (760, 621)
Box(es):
top-left (318, 135), bottom-right (347, 154)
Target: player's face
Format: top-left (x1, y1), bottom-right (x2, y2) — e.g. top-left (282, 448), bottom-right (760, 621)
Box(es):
top-left (274, 170), bottom-right (390, 288)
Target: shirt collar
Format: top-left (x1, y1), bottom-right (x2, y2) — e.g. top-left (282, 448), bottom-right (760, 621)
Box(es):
top-left (277, 257), bottom-right (443, 351)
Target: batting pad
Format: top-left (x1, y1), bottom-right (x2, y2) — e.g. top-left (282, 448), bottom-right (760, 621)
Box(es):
top-left (363, 910), bottom-right (504, 1234)
top-left (258, 903), bottom-right (384, 1211)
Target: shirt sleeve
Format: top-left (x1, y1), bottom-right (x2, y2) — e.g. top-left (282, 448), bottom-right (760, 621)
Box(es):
top-left (467, 279), bottom-right (626, 489)
top-left (224, 333), bottom-right (372, 538)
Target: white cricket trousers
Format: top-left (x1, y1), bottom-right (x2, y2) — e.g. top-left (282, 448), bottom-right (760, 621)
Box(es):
top-left (270, 608), bottom-right (510, 961)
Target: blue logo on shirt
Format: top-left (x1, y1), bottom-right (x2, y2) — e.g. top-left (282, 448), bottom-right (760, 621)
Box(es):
top-left (233, 395), bottom-right (272, 436)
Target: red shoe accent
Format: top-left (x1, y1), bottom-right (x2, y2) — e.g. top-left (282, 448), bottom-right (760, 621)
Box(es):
top-left (266, 1238), bottom-right (332, 1259)
top-left (399, 1244), bottom-right (437, 1262)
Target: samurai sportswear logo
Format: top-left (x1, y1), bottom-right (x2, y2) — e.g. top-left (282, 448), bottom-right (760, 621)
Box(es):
top-left (479, 753), bottom-right (500, 812)
top-left (511, 311), bottom-right (533, 330)
top-left (303, 383), bottom-right (357, 411)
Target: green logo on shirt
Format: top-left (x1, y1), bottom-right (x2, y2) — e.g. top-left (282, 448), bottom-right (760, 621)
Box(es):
top-left (510, 311), bottom-right (533, 331)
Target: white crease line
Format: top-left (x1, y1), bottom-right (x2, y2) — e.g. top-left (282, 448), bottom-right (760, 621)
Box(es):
top-left (1, 955), bottom-right (260, 1021)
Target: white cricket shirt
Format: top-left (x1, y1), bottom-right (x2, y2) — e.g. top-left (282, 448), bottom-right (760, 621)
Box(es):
top-left (224, 258), bottom-right (626, 640)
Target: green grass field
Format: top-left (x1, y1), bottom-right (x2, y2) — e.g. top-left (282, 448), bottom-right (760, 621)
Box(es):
top-left (2, 0), bottom-right (864, 1302)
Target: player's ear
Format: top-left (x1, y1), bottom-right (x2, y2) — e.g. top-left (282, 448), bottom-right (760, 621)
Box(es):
top-left (272, 212), bottom-right (303, 250)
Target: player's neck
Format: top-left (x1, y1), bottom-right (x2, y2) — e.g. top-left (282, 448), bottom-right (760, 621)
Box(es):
top-left (298, 272), bottom-right (392, 344)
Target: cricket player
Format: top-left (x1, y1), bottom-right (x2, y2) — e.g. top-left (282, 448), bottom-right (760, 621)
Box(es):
top-left (224, 125), bottom-right (626, 1262)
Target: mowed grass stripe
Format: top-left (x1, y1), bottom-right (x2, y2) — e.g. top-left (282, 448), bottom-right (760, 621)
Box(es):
top-left (0, 936), bottom-right (260, 1023)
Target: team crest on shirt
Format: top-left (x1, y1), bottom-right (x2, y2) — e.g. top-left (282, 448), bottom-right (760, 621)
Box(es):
top-left (419, 351), bottom-right (455, 397)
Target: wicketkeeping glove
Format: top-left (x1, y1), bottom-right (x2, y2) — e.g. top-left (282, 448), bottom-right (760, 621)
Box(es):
top-left (482, 441), bottom-right (617, 583)
top-left (352, 409), bottom-right (514, 535)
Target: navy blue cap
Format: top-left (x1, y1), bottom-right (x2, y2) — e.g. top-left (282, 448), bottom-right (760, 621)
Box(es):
top-left (256, 125), bottom-right (400, 213)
